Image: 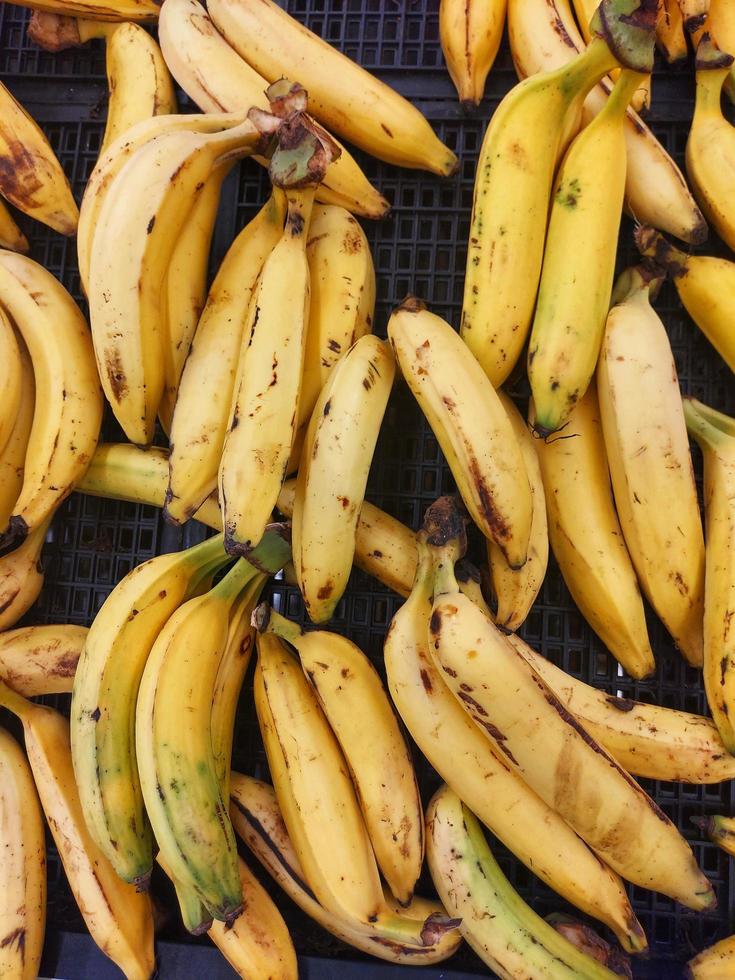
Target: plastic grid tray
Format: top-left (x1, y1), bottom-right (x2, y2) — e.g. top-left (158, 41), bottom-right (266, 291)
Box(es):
top-left (1, 2), bottom-right (734, 976)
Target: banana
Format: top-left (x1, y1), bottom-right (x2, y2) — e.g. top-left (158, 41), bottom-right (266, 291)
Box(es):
top-left (384, 522), bottom-right (646, 952)
top-left (439, 0), bottom-right (506, 107)
top-left (158, 0), bottom-right (389, 219)
top-left (219, 184), bottom-right (317, 555)
top-left (528, 66), bottom-right (651, 435)
top-left (597, 267), bottom-right (705, 666)
top-left (686, 37), bottom-right (735, 251)
top-left (0, 309), bottom-right (21, 457)
top-left (0, 727), bottom-right (45, 980)
top-left (696, 813), bottom-right (735, 856)
top-left (427, 785), bottom-right (622, 980)
top-left (696, 0), bottom-right (735, 101)
top-left (255, 606), bottom-right (424, 907)
top-left (0, 685), bottom-right (154, 980)
top-left (207, 0), bottom-right (458, 175)
top-left (71, 533), bottom-right (231, 887)
top-left (0, 624), bottom-right (87, 695)
top-left (683, 398), bottom-right (735, 752)
top-left (0, 520), bottom-right (49, 632)
top-left (388, 301), bottom-right (531, 568)
top-left (13, 0), bottom-right (160, 20)
top-left (428, 507), bottom-right (714, 909)
top-left (0, 82), bottom-right (78, 235)
top-left (292, 334), bottom-right (395, 622)
top-left (0, 252), bottom-right (102, 554)
top-left (572, 0), bottom-right (651, 110)
top-left (166, 191), bottom-right (287, 524)
top-left (531, 382), bottom-right (655, 679)
top-left (487, 391), bottom-right (547, 630)
top-left (507, 0), bottom-right (707, 244)
top-left (679, 0), bottom-right (709, 32)
top-left (658, 0), bottom-right (688, 61)
top-left (0, 333), bottom-right (34, 532)
top-left (687, 935), bottom-right (735, 979)
top-left (0, 201), bottom-right (28, 253)
top-left (510, 634), bottom-right (735, 782)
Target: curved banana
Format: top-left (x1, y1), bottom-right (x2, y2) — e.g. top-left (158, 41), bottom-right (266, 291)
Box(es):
top-left (0, 520), bottom-right (49, 631)
top-left (658, 0), bottom-right (688, 61)
top-left (597, 267), bottom-right (705, 666)
top-left (507, 0), bottom-right (707, 244)
top-left (0, 309), bottom-right (21, 457)
top-left (0, 252), bottom-right (102, 554)
top-left (0, 727), bottom-right (45, 980)
top-left (688, 935), bottom-right (735, 979)
top-left (0, 624), bottom-right (87, 695)
top-left (531, 382), bottom-right (654, 679)
top-left (572, 0), bottom-right (651, 110)
top-left (208, 0), bottom-right (457, 175)
top-left (686, 38), bottom-right (735, 251)
top-left (292, 334), bottom-right (395, 622)
top-left (528, 67), bottom-right (650, 435)
top-left (230, 773), bottom-right (463, 965)
top-left (71, 533), bottom-right (230, 887)
top-left (679, 0), bottom-right (710, 32)
top-left (0, 201), bottom-right (28, 253)
top-left (439, 0), bottom-right (506, 107)
top-left (388, 301), bottom-right (531, 568)
top-left (158, 0), bottom-right (389, 219)
top-left (166, 191), bottom-right (287, 524)
top-left (0, 82), bottom-right (78, 235)
top-left (0, 334), bottom-right (34, 532)
top-left (256, 606), bottom-right (424, 906)
top-left (696, 0), bottom-right (735, 101)
top-left (384, 526), bottom-right (646, 952)
top-left (219, 185), bottom-right (316, 554)
top-left (427, 785), bottom-right (620, 980)
top-left (487, 391), bottom-right (547, 630)
top-left (13, 0), bottom-right (160, 20)
top-left (0, 685), bottom-right (154, 980)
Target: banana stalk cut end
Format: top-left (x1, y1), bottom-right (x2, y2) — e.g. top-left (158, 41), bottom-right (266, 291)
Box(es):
top-left (421, 497), bottom-right (468, 552)
top-left (27, 12), bottom-right (82, 52)
top-left (634, 225), bottom-right (689, 278)
top-left (591, 0), bottom-right (657, 72)
top-left (695, 34), bottom-right (735, 72)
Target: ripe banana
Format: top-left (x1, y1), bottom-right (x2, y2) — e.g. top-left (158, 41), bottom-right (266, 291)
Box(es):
top-left (597, 267), bottom-right (705, 666)
top-left (71, 532), bottom-right (231, 887)
top-left (439, 0), bottom-right (506, 107)
top-left (255, 606), bottom-right (424, 907)
top-left (679, 0), bottom-right (710, 32)
top-left (427, 785), bottom-right (620, 980)
top-left (0, 624), bottom-right (87, 695)
top-left (572, 0), bottom-right (651, 110)
top-left (487, 391), bottom-right (547, 630)
top-left (658, 0), bottom-right (688, 61)
top-left (683, 398), bottom-right (735, 753)
top-left (292, 334), bottom-right (395, 622)
top-left (0, 309), bottom-right (21, 457)
top-left (528, 67), bottom-right (651, 435)
top-left (388, 301), bottom-right (531, 568)
top-left (13, 0), bottom-right (160, 20)
top-left (0, 727), bottom-right (45, 980)
top-left (0, 519), bottom-right (50, 631)
top-left (230, 773), bottom-right (464, 966)
top-left (208, 0), bottom-right (458, 175)
top-left (686, 37), bottom-right (735, 251)
top-left (166, 191), bottom-right (287, 524)
top-left (0, 251), bottom-right (102, 554)
top-left (687, 935), bottom-right (735, 980)
top-left (531, 382), bottom-right (655, 679)
top-left (219, 185), bottom-right (317, 555)
top-left (507, 0), bottom-right (707, 244)
top-left (0, 201), bottom-right (28, 253)
top-left (384, 523), bottom-right (646, 952)
top-left (695, 0), bottom-right (735, 101)
top-left (428, 518), bottom-right (714, 909)
top-left (0, 685), bottom-right (155, 980)
top-left (0, 82), bottom-right (78, 235)
top-left (158, 0), bottom-right (390, 219)
top-left (0, 332), bottom-right (34, 532)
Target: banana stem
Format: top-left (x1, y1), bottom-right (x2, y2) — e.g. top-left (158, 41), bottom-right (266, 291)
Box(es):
top-left (610, 264), bottom-right (663, 306)
top-left (212, 558), bottom-right (259, 603)
top-left (244, 525), bottom-right (292, 575)
top-left (590, 0), bottom-right (657, 73)
top-left (684, 397), bottom-right (735, 447)
top-left (432, 556), bottom-right (460, 601)
top-left (0, 676), bottom-right (33, 720)
top-left (253, 604), bottom-right (303, 645)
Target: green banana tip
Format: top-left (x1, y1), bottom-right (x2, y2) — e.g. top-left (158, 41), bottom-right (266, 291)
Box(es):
top-left (592, 0), bottom-right (657, 73)
top-left (695, 33), bottom-right (735, 72)
top-left (421, 496), bottom-right (468, 554)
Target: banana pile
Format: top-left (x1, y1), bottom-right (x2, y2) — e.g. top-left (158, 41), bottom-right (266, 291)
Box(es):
top-left (2, 0), bottom-right (735, 975)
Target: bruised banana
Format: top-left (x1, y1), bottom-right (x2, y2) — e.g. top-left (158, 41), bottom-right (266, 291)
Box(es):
top-left (0, 332), bottom-right (34, 532)
top-left (0, 624), bottom-right (87, 695)
top-left (439, 0), bottom-right (506, 107)
top-left (158, 0), bottom-right (389, 219)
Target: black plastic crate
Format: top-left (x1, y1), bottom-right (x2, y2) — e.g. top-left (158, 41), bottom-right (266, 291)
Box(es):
top-left (1, 1), bottom-right (734, 977)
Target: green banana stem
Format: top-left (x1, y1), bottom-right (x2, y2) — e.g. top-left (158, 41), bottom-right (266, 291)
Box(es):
top-left (211, 558), bottom-right (259, 603)
top-left (252, 603), bottom-right (302, 645)
top-left (683, 397), bottom-right (735, 448)
top-left (590, 0), bottom-right (656, 72)
top-left (243, 524), bottom-right (292, 575)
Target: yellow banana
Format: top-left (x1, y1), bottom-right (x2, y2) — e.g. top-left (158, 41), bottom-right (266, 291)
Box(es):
top-left (572, 0), bottom-right (651, 110)
top-left (166, 191), bottom-right (287, 524)
top-left (207, 0), bottom-right (458, 175)
top-left (679, 0), bottom-right (710, 32)
top-left (0, 333), bottom-right (34, 532)
top-left (0, 727), bottom-right (45, 980)
top-left (0, 624), bottom-right (87, 695)
top-left (528, 67), bottom-right (650, 435)
top-left (13, 0), bottom-right (160, 20)
top-left (531, 382), bottom-right (654, 679)
top-left (292, 334), bottom-right (395, 622)
top-left (0, 82), bottom-right (77, 235)
top-left (0, 520), bottom-right (49, 632)
top-left (0, 685), bottom-right (154, 979)
top-left (384, 523), bottom-right (646, 953)
top-left (487, 391), bottom-right (547, 630)
top-left (389, 301), bottom-right (531, 568)
top-left (0, 309), bottom-right (21, 457)
top-left (696, 0), bottom-right (735, 101)
top-left (686, 37), bottom-right (735, 251)
top-left (0, 201), bottom-right (28, 253)
top-left (230, 773), bottom-right (463, 966)
top-left (439, 0), bottom-right (506, 106)
top-left (658, 0), bottom-right (688, 61)
top-left (507, 0), bottom-right (707, 243)
top-left (0, 252), bottom-right (102, 554)
top-left (597, 267), bottom-right (705, 666)
top-left (255, 606), bottom-right (424, 907)
top-left (687, 935), bottom-right (735, 979)
top-left (158, 0), bottom-right (389, 219)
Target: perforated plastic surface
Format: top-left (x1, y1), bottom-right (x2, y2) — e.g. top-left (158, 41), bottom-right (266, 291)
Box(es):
top-left (1, 1), bottom-right (734, 975)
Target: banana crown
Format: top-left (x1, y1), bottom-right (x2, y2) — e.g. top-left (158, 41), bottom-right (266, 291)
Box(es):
top-left (590, 0), bottom-right (657, 71)
top-left (635, 225), bottom-right (689, 278)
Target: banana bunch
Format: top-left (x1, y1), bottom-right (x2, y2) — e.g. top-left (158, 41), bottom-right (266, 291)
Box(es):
top-left (0, 623), bottom-right (87, 695)
top-left (688, 935), bottom-right (735, 979)
top-left (572, 0), bottom-right (651, 110)
top-left (439, 0), bottom-right (506, 107)
top-left (597, 267), bottom-right (705, 666)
